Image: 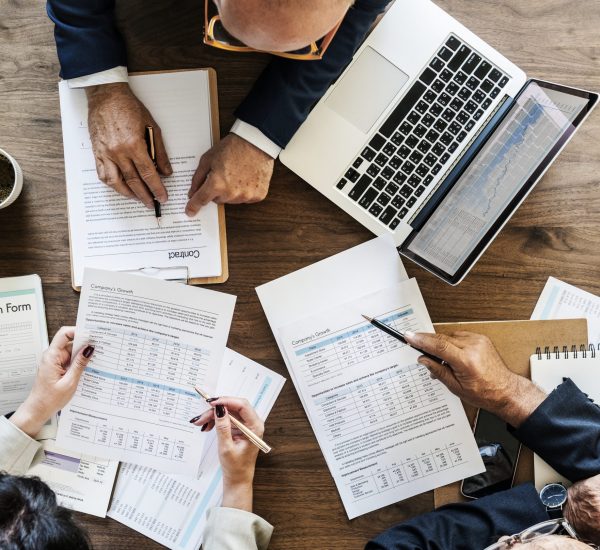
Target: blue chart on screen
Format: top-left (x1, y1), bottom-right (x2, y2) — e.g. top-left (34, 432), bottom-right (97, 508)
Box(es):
top-left (407, 83), bottom-right (589, 275)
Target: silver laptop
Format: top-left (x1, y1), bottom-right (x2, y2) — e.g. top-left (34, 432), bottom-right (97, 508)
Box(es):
top-left (280, 0), bottom-right (597, 284)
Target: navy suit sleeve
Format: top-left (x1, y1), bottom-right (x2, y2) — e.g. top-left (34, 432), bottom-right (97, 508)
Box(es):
top-left (366, 380), bottom-right (600, 549)
top-left (366, 483), bottom-right (548, 550)
top-left (46, 0), bottom-right (127, 79)
top-left (234, 0), bottom-right (391, 148)
top-left (510, 378), bottom-right (600, 482)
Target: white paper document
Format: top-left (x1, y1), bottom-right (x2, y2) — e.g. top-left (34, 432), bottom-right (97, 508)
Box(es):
top-left (27, 439), bottom-right (118, 517)
top-left (107, 348), bottom-right (285, 550)
top-left (0, 275), bottom-right (47, 415)
top-left (56, 268), bottom-right (236, 476)
top-left (59, 70), bottom-right (222, 288)
top-left (256, 239), bottom-right (482, 518)
top-left (277, 279), bottom-right (484, 518)
top-left (531, 276), bottom-right (600, 345)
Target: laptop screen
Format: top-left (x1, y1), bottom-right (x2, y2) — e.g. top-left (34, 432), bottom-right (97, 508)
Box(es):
top-left (401, 80), bottom-right (596, 284)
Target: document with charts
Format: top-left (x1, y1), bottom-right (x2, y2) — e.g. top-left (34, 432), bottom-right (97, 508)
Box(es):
top-left (107, 348), bottom-right (285, 550)
top-left (531, 276), bottom-right (600, 345)
top-left (278, 278), bottom-right (484, 518)
top-left (56, 268), bottom-right (236, 476)
top-left (27, 440), bottom-right (118, 517)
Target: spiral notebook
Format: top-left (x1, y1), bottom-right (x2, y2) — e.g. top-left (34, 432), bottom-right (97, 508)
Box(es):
top-left (530, 344), bottom-right (600, 490)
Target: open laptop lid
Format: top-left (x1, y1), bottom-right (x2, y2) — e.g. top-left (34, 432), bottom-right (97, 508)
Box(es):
top-left (399, 79), bottom-right (598, 285)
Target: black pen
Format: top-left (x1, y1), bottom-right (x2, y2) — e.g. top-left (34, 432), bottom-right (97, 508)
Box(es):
top-left (144, 125), bottom-right (162, 228)
top-left (361, 314), bottom-right (447, 365)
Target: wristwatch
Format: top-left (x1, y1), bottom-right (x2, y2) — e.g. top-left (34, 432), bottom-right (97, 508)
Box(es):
top-left (540, 482), bottom-right (568, 519)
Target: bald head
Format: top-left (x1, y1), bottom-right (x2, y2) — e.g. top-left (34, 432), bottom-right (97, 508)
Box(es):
top-left (216, 0), bottom-right (352, 53)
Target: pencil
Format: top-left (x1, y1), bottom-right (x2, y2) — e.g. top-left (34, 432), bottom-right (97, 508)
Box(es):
top-left (144, 125), bottom-right (162, 228)
top-left (194, 387), bottom-right (272, 454)
top-left (361, 314), bottom-right (446, 364)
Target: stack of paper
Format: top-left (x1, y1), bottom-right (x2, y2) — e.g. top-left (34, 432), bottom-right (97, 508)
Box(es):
top-left (49, 267), bottom-right (285, 531)
top-left (257, 237), bottom-right (484, 518)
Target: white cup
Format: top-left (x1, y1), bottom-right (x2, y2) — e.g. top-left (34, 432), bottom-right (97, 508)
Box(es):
top-left (0, 148), bottom-right (23, 209)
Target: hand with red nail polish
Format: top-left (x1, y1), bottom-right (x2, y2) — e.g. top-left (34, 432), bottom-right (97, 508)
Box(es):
top-left (10, 327), bottom-right (95, 437)
top-left (204, 397), bottom-right (265, 513)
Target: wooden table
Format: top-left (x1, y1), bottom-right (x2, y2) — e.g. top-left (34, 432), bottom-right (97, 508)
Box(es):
top-left (1, 0), bottom-right (599, 548)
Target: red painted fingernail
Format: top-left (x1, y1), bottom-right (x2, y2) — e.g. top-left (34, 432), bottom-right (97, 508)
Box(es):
top-left (189, 415), bottom-right (202, 423)
top-left (207, 397), bottom-right (220, 403)
top-left (83, 345), bottom-right (95, 358)
top-left (201, 423), bottom-right (208, 432)
top-left (216, 405), bottom-right (226, 418)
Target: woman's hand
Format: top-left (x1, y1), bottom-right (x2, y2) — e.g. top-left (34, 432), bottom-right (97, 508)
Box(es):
top-left (10, 326), bottom-right (94, 437)
top-left (191, 397), bottom-right (265, 512)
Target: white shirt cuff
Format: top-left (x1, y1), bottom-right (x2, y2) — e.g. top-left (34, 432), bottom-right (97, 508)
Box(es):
top-left (231, 119), bottom-right (282, 159)
top-left (67, 66), bottom-right (129, 89)
top-left (0, 417), bottom-right (42, 476)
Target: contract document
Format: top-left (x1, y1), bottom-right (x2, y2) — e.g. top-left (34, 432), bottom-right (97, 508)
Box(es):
top-left (59, 70), bottom-right (224, 288)
top-left (107, 348), bottom-right (285, 550)
top-left (56, 268), bottom-right (235, 476)
top-left (278, 279), bottom-right (484, 518)
top-left (27, 440), bottom-right (118, 517)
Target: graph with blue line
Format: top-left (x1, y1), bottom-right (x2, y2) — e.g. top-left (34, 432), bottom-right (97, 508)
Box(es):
top-left (407, 82), bottom-right (589, 275)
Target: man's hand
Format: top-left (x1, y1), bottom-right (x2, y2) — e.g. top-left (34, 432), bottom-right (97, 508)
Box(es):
top-left (565, 474), bottom-right (600, 544)
top-left (185, 134), bottom-right (274, 216)
top-left (10, 327), bottom-right (94, 437)
top-left (405, 331), bottom-right (547, 427)
top-left (86, 82), bottom-right (172, 208)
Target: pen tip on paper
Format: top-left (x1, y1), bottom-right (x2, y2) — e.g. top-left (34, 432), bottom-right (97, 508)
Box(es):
top-left (361, 314), bottom-right (373, 322)
top-left (156, 217), bottom-right (162, 228)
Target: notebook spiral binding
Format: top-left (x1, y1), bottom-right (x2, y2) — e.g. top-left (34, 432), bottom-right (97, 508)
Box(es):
top-left (535, 343), bottom-right (599, 360)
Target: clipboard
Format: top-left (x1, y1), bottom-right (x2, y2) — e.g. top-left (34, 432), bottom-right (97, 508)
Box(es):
top-left (431, 318), bottom-right (588, 508)
top-left (66, 68), bottom-right (228, 291)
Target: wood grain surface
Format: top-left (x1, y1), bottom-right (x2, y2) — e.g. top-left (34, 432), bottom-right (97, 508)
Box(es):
top-left (0, 0), bottom-right (599, 548)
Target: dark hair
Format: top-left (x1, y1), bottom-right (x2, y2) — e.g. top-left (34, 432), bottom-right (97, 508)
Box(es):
top-left (0, 472), bottom-right (90, 549)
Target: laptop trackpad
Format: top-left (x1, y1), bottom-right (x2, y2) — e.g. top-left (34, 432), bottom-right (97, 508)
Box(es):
top-left (326, 46), bottom-right (409, 134)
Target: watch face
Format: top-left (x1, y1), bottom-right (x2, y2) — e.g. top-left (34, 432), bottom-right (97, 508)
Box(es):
top-left (540, 483), bottom-right (567, 508)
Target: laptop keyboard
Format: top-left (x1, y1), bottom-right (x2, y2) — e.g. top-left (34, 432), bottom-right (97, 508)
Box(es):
top-left (336, 34), bottom-right (510, 230)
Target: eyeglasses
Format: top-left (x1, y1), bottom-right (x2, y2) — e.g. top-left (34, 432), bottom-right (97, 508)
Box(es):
top-left (483, 518), bottom-right (599, 549)
top-left (203, 0), bottom-right (342, 61)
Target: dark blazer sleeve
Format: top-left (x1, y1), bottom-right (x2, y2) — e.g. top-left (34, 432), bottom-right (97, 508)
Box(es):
top-left (366, 379), bottom-right (600, 549)
top-left (234, 0), bottom-right (391, 148)
top-left (510, 378), bottom-right (600, 482)
top-left (366, 483), bottom-right (548, 550)
top-left (46, 0), bottom-right (127, 79)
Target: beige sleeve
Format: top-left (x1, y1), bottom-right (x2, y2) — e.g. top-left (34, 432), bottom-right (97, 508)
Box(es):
top-left (0, 416), bottom-right (41, 475)
top-left (202, 507), bottom-right (274, 550)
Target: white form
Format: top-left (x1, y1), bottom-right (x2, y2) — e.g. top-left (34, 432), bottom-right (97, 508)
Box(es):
top-left (27, 439), bottom-right (119, 517)
top-left (0, 275), bottom-right (47, 414)
top-left (531, 276), bottom-right (600, 345)
top-left (56, 268), bottom-right (236, 476)
top-left (278, 279), bottom-right (484, 518)
top-left (107, 348), bottom-right (285, 550)
top-left (59, 70), bottom-right (222, 288)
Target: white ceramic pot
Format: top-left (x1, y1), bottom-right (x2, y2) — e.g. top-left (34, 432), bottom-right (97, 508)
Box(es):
top-left (0, 148), bottom-right (23, 209)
